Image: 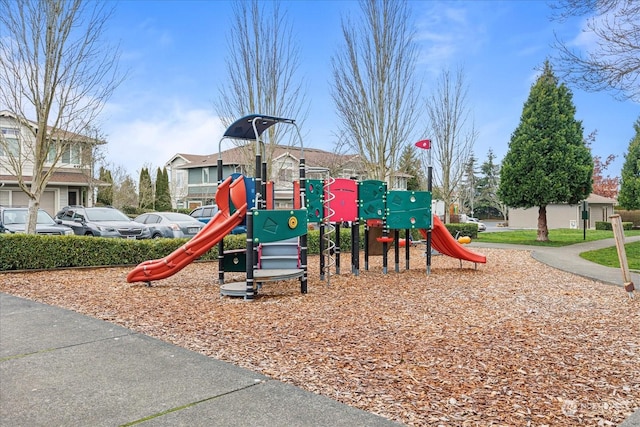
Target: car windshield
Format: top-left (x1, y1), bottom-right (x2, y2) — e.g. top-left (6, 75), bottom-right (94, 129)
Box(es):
top-left (36, 210), bottom-right (56, 225)
top-left (3, 209), bottom-right (55, 225)
top-left (85, 208), bottom-right (131, 222)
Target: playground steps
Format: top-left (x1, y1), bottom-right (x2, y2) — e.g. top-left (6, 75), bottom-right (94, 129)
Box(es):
top-left (220, 268), bottom-right (305, 297)
top-left (220, 238), bottom-right (303, 297)
top-left (258, 237), bottom-right (300, 270)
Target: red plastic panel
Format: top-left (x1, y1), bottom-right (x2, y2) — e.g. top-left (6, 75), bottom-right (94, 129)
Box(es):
top-left (325, 178), bottom-right (358, 222)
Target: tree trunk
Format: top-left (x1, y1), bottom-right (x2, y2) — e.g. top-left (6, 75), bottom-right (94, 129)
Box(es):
top-left (537, 205), bottom-right (549, 242)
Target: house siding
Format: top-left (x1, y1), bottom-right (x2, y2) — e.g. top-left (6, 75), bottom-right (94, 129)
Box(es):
top-left (1, 111), bottom-right (99, 213)
top-left (508, 194), bottom-right (616, 229)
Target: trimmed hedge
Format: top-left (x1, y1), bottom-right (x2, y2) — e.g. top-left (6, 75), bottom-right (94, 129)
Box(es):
top-left (595, 221), bottom-right (633, 231)
top-left (617, 210), bottom-right (640, 228)
top-left (0, 222), bottom-right (467, 271)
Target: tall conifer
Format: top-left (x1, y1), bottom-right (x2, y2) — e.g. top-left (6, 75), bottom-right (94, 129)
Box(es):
top-left (498, 61), bottom-right (592, 241)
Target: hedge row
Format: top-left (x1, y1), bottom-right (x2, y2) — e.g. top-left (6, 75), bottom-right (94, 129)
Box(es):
top-left (0, 223), bottom-right (474, 271)
top-left (595, 221), bottom-right (634, 231)
top-left (617, 210), bottom-right (640, 228)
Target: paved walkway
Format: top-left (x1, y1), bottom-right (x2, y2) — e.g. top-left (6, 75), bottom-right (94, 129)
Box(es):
top-left (470, 235), bottom-right (640, 288)
top-left (1, 236), bottom-right (638, 426)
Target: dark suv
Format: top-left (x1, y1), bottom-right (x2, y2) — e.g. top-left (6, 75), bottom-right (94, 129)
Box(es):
top-left (0, 207), bottom-right (74, 235)
top-left (55, 206), bottom-right (150, 239)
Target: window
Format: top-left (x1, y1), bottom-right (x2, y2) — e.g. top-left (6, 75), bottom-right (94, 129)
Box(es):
top-left (202, 168), bottom-right (210, 184)
top-left (175, 170), bottom-right (185, 188)
top-left (278, 168), bottom-right (293, 182)
top-left (0, 128), bottom-right (20, 157)
top-left (46, 144), bottom-right (82, 165)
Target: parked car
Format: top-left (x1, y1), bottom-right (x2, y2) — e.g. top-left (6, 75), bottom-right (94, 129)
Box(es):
top-left (55, 206), bottom-right (151, 239)
top-left (134, 212), bottom-right (204, 239)
top-left (465, 217), bottom-right (487, 232)
top-left (189, 205), bottom-right (219, 223)
top-left (0, 207), bottom-right (74, 235)
top-left (189, 204), bottom-right (246, 234)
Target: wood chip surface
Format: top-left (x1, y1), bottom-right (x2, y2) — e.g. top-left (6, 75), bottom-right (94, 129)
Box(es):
top-left (1, 247), bottom-right (638, 426)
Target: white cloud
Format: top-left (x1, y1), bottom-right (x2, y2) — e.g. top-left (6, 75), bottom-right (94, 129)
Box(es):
top-left (102, 107), bottom-right (226, 176)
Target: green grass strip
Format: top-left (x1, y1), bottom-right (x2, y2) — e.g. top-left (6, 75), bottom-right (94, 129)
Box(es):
top-left (476, 228), bottom-right (640, 247)
top-left (580, 241), bottom-right (640, 271)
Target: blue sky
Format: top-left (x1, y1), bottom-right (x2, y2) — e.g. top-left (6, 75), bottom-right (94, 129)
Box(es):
top-left (101, 0), bottom-right (638, 179)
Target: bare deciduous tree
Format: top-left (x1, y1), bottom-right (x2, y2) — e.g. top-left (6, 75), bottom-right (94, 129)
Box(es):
top-left (425, 68), bottom-right (477, 223)
top-left (331, 0), bottom-right (420, 182)
top-left (551, 0), bottom-right (640, 102)
top-left (215, 0), bottom-right (307, 179)
top-left (109, 164), bottom-right (138, 211)
top-left (0, 0), bottom-right (123, 233)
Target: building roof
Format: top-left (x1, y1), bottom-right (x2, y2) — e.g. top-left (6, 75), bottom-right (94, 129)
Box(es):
top-left (0, 110), bottom-right (105, 145)
top-left (170, 145), bottom-right (360, 170)
top-left (0, 171), bottom-right (107, 186)
top-left (586, 193), bottom-right (617, 204)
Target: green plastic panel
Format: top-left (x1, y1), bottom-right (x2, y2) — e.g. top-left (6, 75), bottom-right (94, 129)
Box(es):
top-left (222, 249), bottom-right (246, 272)
top-left (358, 180), bottom-right (387, 220)
top-left (306, 179), bottom-right (324, 223)
top-left (386, 190), bottom-right (432, 229)
top-left (253, 209), bottom-right (308, 243)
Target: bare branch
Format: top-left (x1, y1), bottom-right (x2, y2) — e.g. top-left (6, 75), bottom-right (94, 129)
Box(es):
top-left (215, 0), bottom-right (307, 178)
top-left (551, 0), bottom-right (640, 101)
top-left (331, 0), bottom-right (421, 182)
top-left (0, 0), bottom-right (123, 232)
top-left (424, 67), bottom-right (477, 222)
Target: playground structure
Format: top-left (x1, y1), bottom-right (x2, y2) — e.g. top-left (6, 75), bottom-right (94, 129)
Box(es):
top-left (127, 114), bottom-right (487, 300)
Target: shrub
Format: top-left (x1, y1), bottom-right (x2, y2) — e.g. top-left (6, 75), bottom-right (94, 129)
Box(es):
top-left (444, 223), bottom-right (479, 239)
top-left (617, 209), bottom-right (640, 227)
top-left (0, 221), bottom-right (454, 271)
top-left (595, 221), bottom-right (633, 231)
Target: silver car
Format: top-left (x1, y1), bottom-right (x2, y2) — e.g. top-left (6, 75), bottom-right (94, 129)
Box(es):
top-left (134, 212), bottom-right (204, 239)
top-left (0, 207), bottom-right (74, 235)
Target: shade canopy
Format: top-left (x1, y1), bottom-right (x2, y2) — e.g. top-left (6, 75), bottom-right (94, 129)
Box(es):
top-left (222, 114), bottom-right (295, 140)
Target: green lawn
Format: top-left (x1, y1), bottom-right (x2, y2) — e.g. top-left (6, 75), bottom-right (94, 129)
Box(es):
top-left (580, 241), bottom-right (640, 271)
top-left (475, 228), bottom-right (640, 271)
top-left (476, 228), bottom-right (640, 247)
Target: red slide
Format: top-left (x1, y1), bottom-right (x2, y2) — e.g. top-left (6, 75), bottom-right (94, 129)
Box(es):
top-left (127, 175), bottom-right (248, 283)
top-left (419, 215), bottom-right (486, 264)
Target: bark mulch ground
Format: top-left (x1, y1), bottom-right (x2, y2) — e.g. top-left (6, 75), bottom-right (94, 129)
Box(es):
top-left (1, 246), bottom-right (638, 426)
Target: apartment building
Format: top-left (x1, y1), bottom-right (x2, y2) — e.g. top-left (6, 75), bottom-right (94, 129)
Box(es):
top-left (0, 110), bottom-right (103, 215)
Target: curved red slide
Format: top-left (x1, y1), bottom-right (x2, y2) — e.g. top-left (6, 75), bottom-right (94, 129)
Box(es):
top-left (127, 176), bottom-right (248, 283)
top-left (419, 215), bottom-right (486, 264)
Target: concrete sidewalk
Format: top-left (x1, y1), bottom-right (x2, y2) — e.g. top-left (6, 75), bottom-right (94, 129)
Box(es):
top-left (0, 293), bottom-right (400, 427)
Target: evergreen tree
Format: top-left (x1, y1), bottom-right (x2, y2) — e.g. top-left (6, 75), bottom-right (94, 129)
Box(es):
top-left (617, 118), bottom-right (640, 210)
top-left (498, 61), bottom-right (592, 241)
top-left (398, 143), bottom-right (423, 191)
top-left (138, 168), bottom-right (154, 210)
top-left (476, 149), bottom-right (507, 220)
top-left (154, 167), bottom-right (172, 211)
top-left (459, 154), bottom-right (478, 217)
top-left (96, 167), bottom-right (113, 206)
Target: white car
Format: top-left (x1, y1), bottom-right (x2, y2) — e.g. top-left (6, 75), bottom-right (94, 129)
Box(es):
top-left (465, 217), bottom-right (486, 232)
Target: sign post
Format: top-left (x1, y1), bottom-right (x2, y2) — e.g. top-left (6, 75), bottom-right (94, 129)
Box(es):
top-left (415, 139), bottom-right (432, 274)
top-left (581, 201), bottom-right (589, 240)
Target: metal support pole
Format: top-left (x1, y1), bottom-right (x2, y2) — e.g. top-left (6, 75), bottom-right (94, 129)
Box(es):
top-left (335, 222), bottom-right (341, 274)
